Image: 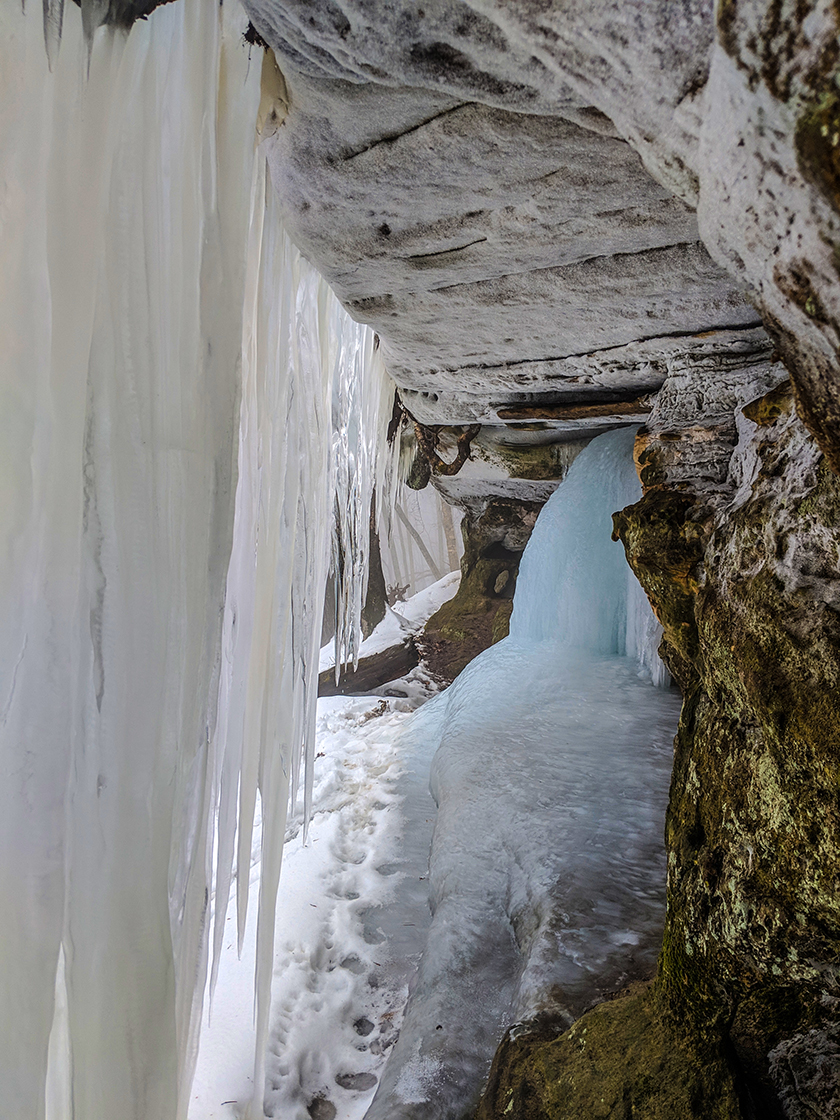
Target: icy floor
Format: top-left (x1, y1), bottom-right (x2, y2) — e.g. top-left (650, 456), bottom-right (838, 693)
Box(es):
top-left (190, 692), bottom-right (434, 1120)
top-left (191, 574), bottom-right (459, 1119)
top-left (363, 645), bottom-right (681, 1120)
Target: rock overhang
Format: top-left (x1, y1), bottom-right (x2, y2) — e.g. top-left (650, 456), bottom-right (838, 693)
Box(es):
top-left (241, 1), bottom-right (771, 502)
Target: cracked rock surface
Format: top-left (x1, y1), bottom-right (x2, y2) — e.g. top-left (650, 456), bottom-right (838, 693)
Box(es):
top-left (247, 0), bottom-right (840, 478)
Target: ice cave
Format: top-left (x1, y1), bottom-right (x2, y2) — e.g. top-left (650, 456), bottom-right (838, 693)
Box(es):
top-left (2, 1), bottom-right (840, 1119)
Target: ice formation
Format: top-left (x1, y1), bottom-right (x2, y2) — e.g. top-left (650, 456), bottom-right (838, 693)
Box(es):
top-left (383, 486), bottom-right (463, 599)
top-left (365, 428), bottom-right (682, 1119)
top-left (0, 4), bottom-right (390, 1119)
top-left (213, 160), bottom-right (394, 1115)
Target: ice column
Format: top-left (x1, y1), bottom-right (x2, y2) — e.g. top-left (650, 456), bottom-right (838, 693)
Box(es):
top-left (511, 426), bottom-right (665, 681)
top-left (1, 3), bottom-right (261, 1117)
top-left (0, 4), bottom-right (391, 1119)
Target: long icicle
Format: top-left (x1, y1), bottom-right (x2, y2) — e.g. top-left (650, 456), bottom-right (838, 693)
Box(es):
top-left (2, 4), bottom-right (396, 1118)
top-left (210, 146), bottom-right (395, 1118)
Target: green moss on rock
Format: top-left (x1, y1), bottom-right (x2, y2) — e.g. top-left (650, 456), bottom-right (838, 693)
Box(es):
top-left (418, 498), bottom-right (541, 683)
top-left (474, 985), bottom-right (743, 1120)
top-left (796, 87), bottom-right (840, 215)
top-left (490, 440), bottom-right (582, 483)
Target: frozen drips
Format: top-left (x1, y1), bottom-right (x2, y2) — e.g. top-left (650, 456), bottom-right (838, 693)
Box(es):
top-left (511, 425), bottom-right (664, 677)
top-left (0, 4), bottom-right (393, 1119)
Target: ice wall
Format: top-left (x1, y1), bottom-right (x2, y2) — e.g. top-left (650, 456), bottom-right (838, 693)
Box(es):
top-left (511, 425), bottom-right (665, 682)
top-left (0, 5), bottom-right (390, 1119)
top-left (365, 427), bottom-right (679, 1120)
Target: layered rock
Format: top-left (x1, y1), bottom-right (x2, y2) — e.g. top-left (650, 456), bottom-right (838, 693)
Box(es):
top-left (245, 0), bottom-right (840, 474)
top-left (616, 374), bottom-right (840, 1117)
top-left (247, 0), bottom-right (757, 491)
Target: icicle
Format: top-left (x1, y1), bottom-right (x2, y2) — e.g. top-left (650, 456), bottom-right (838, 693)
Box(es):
top-left (1, 2), bottom-right (261, 1118)
top-left (3, 4), bottom-right (395, 1118)
top-left (42, 0), bottom-right (63, 67)
top-left (208, 153), bottom-right (395, 1116)
top-left (79, 0), bottom-right (107, 60)
top-left (329, 335), bottom-right (395, 679)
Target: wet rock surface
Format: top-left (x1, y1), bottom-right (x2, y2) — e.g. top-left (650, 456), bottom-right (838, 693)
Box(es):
top-left (474, 984), bottom-right (742, 1120)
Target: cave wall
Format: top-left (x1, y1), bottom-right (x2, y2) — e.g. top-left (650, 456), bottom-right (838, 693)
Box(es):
top-left (475, 367), bottom-right (840, 1120)
top-left (616, 374), bottom-right (840, 1118)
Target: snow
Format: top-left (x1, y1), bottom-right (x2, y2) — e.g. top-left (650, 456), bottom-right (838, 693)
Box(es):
top-left (320, 571), bottom-right (460, 673)
top-left (190, 692), bottom-right (438, 1120)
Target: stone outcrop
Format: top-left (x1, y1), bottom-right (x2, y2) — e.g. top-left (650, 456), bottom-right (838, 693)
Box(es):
top-left (246, 0), bottom-right (763, 519)
top-left (244, 0), bottom-right (840, 476)
top-left (474, 984), bottom-right (743, 1120)
top-left (618, 380), bottom-right (840, 1115)
top-left (697, 0), bottom-right (840, 472)
top-left (474, 367), bottom-right (840, 1120)
top-left (615, 374), bottom-right (840, 1117)
top-left (418, 495), bottom-right (541, 682)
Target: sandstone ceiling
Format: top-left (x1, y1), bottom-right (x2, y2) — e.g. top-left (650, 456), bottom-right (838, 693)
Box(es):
top-left (244, 0), bottom-right (840, 489)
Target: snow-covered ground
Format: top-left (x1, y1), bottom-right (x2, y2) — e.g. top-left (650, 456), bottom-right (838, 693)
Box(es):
top-left (190, 694), bottom-right (427, 1120)
top-left (190, 575), bottom-right (461, 1120)
top-left (320, 571), bottom-right (460, 674)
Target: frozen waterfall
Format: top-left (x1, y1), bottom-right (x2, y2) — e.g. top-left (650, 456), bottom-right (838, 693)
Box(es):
top-left (510, 426), bottom-right (667, 684)
top-left (365, 428), bottom-right (681, 1120)
top-left (0, 4), bottom-right (391, 1119)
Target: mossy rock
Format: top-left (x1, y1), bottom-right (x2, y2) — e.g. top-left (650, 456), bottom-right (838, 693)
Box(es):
top-left (420, 573), bottom-right (513, 682)
top-left (419, 497), bottom-right (541, 683)
top-left (615, 402), bottom-right (840, 1113)
top-left (612, 489), bottom-right (711, 688)
top-left (474, 984), bottom-right (743, 1120)
top-left (796, 88), bottom-right (840, 217)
